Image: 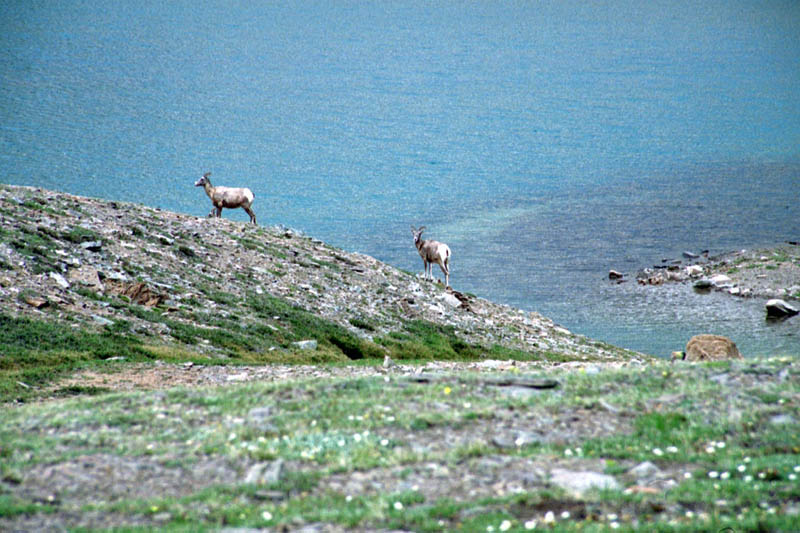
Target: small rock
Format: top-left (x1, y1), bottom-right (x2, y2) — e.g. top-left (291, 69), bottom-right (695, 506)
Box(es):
top-left (383, 355), bottom-right (397, 368)
top-left (628, 461), bottom-right (661, 480)
top-left (24, 295), bottom-right (48, 308)
top-left (549, 469), bottom-right (620, 497)
top-left (80, 240), bottom-right (103, 252)
top-left (608, 270), bottom-right (624, 280)
top-left (766, 299), bottom-right (799, 318)
top-left (49, 272), bottom-right (70, 289)
top-left (292, 340), bottom-right (318, 350)
top-left (769, 414), bottom-right (796, 426)
top-left (68, 266), bottom-right (104, 290)
top-left (91, 315), bottom-right (114, 327)
top-left (709, 274), bottom-right (732, 286)
top-left (683, 251), bottom-right (699, 259)
top-left (245, 460), bottom-right (285, 485)
top-left (693, 279), bottom-right (713, 290)
top-left (440, 292), bottom-right (462, 308)
top-left (685, 265), bottom-right (703, 277)
top-left (155, 234), bottom-right (174, 246)
top-left (248, 406), bottom-right (273, 421)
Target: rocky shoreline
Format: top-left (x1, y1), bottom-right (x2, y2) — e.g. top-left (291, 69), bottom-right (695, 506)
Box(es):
top-left (0, 184), bottom-right (642, 368)
top-left (627, 245), bottom-right (800, 311)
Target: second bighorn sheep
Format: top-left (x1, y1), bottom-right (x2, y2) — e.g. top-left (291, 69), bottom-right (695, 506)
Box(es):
top-left (194, 172), bottom-right (257, 224)
top-left (411, 225), bottom-right (451, 287)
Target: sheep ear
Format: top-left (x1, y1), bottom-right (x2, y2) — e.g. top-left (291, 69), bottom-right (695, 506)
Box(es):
top-left (203, 172), bottom-right (211, 178)
top-left (419, 226), bottom-right (426, 233)
top-left (410, 225), bottom-right (416, 232)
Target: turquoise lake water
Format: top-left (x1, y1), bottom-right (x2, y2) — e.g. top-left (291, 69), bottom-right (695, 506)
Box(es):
top-left (2, 1), bottom-right (799, 356)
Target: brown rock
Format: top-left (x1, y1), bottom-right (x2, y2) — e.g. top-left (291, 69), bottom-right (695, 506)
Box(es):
top-left (672, 334), bottom-right (743, 362)
top-left (111, 282), bottom-right (167, 307)
top-left (24, 295), bottom-right (49, 308)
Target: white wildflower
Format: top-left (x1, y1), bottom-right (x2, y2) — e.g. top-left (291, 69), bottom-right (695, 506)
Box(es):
top-left (708, 471), bottom-right (719, 479)
top-left (666, 445), bottom-right (679, 453)
top-left (652, 447), bottom-right (664, 456)
top-left (500, 519), bottom-right (512, 531)
top-left (393, 501), bottom-right (403, 510)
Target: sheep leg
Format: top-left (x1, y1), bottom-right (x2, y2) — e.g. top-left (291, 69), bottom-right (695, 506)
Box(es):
top-left (243, 205), bottom-right (257, 225)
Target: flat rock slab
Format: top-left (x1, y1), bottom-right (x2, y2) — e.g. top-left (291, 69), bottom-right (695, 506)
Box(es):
top-left (549, 469), bottom-right (620, 497)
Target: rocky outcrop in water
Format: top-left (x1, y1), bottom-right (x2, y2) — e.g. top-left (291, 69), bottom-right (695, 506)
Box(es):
top-left (632, 246), bottom-right (800, 303)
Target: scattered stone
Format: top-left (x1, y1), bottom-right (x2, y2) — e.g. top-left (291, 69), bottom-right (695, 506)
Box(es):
top-left (23, 295), bottom-right (49, 308)
top-left (685, 265), bottom-right (703, 277)
top-left (693, 279), bottom-right (713, 290)
top-left (440, 292), bottom-right (462, 308)
top-left (49, 272), bottom-right (70, 289)
top-left (709, 274), bottom-right (732, 286)
top-left (672, 334), bottom-right (742, 362)
top-left (766, 299), bottom-right (799, 319)
top-left (155, 234), bottom-right (174, 246)
top-left (683, 251), bottom-right (699, 259)
top-left (292, 340), bottom-right (318, 351)
top-left (244, 459), bottom-right (285, 485)
top-left (549, 469), bottom-right (620, 497)
top-left (608, 270), bottom-right (624, 280)
top-left (91, 315), bottom-right (114, 327)
top-left (769, 414), bottom-right (796, 426)
top-left (628, 461), bottom-right (660, 480)
top-left (80, 240), bottom-right (103, 252)
top-left (69, 265), bottom-right (104, 290)
top-left (110, 282), bottom-right (167, 307)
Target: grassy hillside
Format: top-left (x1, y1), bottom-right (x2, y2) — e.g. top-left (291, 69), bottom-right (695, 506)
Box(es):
top-left (1, 185), bottom-right (797, 531)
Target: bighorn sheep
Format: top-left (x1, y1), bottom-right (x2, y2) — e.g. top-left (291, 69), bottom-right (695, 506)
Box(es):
top-left (411, 225), bottom-right (451, 287)
top-left (194, 172), bottom-right (256, 224)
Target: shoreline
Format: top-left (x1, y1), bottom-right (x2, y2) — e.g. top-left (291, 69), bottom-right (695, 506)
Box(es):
top-left (632, 244), bottom-right (800, 302)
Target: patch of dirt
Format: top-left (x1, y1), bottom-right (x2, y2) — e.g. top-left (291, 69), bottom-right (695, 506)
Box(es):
top-left (47, 359), bottom-right (639, 397)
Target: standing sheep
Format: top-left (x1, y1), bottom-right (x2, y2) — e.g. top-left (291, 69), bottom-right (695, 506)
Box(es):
top-left (194, 172), bottom-right (257, 224)
top-left (411, 225), bottom-right (451, 287)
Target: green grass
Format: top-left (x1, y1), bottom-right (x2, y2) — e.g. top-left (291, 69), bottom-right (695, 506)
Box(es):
top-left (1, 359), bottom-right (798, 531)
top-left (0, 288), bottom-right (559, 402)
top-left (0, 313), bottom-right (156, 402)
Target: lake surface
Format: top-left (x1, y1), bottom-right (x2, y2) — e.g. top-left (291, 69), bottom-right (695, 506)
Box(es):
top-left (2, 1), bottom-right (799, 356)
